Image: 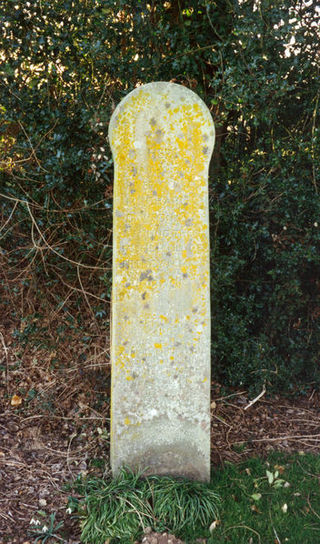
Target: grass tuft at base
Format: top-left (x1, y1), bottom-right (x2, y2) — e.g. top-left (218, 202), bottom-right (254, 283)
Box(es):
top-left (68, 468), bottom-right (220, 543)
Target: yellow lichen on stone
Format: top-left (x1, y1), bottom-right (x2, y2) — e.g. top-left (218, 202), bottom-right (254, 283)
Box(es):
top-left (109, 82), bottom-right (215, 482)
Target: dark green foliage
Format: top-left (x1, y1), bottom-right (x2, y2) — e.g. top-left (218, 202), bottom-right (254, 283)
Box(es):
top-left (1, 0), bottom-right (319, 393)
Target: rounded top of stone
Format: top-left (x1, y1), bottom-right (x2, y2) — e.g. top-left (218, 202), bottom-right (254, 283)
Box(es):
top-left (109, 81), bottom-right (214, 145)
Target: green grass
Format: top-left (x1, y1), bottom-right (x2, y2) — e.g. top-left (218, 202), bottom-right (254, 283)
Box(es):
top-left (210, 452), bottom-right (320, 544)
top-left (68, 453), bottom-right (320, 544)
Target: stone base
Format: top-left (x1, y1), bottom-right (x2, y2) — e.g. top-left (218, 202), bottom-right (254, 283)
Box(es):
top-left (111, 417), bottom-right (210, 482)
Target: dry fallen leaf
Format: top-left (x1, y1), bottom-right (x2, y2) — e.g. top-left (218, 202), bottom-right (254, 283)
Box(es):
top-left (11, 394), bottom-right (22, 407)
top-left (251, 504), bottom-right (261, 514)
top-left (209, 520), bottom-right (220, 533)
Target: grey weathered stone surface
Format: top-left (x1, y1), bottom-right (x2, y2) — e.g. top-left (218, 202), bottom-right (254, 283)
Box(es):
top-left (109, 82), bottom-right (215, 481)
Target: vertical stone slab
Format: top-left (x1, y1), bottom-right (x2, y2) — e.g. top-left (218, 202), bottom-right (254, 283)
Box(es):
top-left (109, 82), bottom-right (215, 482)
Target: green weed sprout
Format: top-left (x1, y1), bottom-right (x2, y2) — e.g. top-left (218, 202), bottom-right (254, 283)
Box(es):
top-left (29, 512), bottom-right (64, 543)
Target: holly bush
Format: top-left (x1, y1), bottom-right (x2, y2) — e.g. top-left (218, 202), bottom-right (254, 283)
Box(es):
top-left (1, 0), bottom-right (319, 393)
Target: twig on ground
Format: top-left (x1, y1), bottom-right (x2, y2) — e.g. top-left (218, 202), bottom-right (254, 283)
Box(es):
top-left (307, 496), bottom-right (320, 521)
top-left (222, 524), bottom-right (261, 544)
top-left (0, 331), bottom-right (10, 394)
top-left (0, 511), bottom-right (14, 522)
top-left (21, 414), bottom-right (107, 422)
top-left (297, 460), bottom-right (320, 479)
top-left (244, 385), bottom-right (266, 411)
top-left (214, 390), bottom-right (247, 402)
top-left (212, 414), bottom-right (233, 428)
top-left (251, 434), bottom-right (320, 442)
top-left (273, 526), bottom-right (282, 543)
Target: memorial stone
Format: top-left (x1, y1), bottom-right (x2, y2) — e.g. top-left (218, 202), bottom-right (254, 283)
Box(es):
top-left (109, 82), bottom-right (215, 482)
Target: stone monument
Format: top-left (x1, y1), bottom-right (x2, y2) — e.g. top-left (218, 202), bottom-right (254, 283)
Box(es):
top-left (109, 82), bottom-right (215, 482)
